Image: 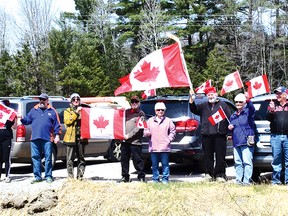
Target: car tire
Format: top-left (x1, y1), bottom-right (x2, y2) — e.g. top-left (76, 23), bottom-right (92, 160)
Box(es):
top-left (41, 147), bottom-right (57, 170)
top-left (107, 140), bottom-right (122, 162)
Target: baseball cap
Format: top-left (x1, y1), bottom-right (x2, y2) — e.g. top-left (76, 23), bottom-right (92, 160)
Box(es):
top-left (39, 93), bottom-right (49, 100)
top-left (130, 96), bottom-right (140, 103)
top-left (274, 86), bottom-right (287, 94)
top-left (234, 93), bottom-right (246, 102)
top-left (154, 102), bottom-right (166, 110)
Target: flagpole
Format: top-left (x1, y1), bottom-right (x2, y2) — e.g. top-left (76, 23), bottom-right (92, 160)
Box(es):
top-left (167, 33), bottom-right (193, 90)
top-left (220, 106), bottom-right (231, 125)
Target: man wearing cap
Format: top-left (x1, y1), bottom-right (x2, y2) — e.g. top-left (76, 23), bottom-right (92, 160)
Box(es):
top-left (267, 86), bottom-right (288, 185)
top-left (20, 93), bottom-right (61, 184)
top-left (118, 95), bottom-right (146, 183)
top-left (63, 93), bottom-right (88, 180)
top-left (189, 87), bottom-right (231, 182)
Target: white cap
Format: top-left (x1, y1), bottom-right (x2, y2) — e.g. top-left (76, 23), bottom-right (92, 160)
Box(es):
top-left (234, 93), bottom-right (246, 102)
top-left (154, 102), bottom-right (166, 110)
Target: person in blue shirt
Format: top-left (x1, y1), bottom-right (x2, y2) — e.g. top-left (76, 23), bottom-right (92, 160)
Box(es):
top-left (20, 93), bottom-right (61, 184)
top-left (228, 93), bottom-right (256, 185)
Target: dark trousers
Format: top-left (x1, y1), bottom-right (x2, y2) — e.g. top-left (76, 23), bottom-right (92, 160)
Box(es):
top-left (202, 134), bottom-right (227, 178)
top-left (66, 141), bottom-right (86, 179)
top-left (120, 142), bottom-right (145, 179)
top-left (0, 139), bottom-right (12, 178)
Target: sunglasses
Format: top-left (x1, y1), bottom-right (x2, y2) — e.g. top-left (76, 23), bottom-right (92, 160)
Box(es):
top-left (131, 101), bottom-right (139, 104)
top-left (72, 98), bottom-right (80, 102)
top-left (39, 98), bottom-right (47, 101)
top-left (235, 101), bottom-right (244, 104)
top-left (156, 109), bottom-right (165, 111)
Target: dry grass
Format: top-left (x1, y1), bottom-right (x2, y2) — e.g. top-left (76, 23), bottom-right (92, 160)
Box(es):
top-left (2, 180), bottom-right (288, 216)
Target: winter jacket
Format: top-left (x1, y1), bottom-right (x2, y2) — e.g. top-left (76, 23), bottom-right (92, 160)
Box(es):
top-left (21, 104), bottom-right (61, 142)
top-left (266, 101), bottom-right (288, 135)
top-left (125, 108), bottom-right (145, 145)
top-left (189, 99), bottom-right (231, 135)
top-left (0, 120), bottom-right (15, 141)
top-left (146, 116), bottom-right (176, 152)
top-left (229, 101), bottom-right (256, 147)
top-left (63, 106), bottom-right (88, 145)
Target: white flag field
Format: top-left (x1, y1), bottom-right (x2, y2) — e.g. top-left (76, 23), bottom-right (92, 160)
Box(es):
top-left (208, 107), bottom-right (227, 126)
top-left (0, 103), bottom-right (17, 129)
top-left (81, 107), bottom-right (125, 139)
top-left (245, 75), bottom-right (270, 98)
top-left (220, 71), bottom-right (243, 96)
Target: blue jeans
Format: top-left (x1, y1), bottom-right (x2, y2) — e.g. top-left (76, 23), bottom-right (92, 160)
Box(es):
top-left (270, 134), bottom-right (288, 184)
top-left (151, 152), bottom-right (170, 182)
top-left (31, 139), bottom-right (53, 180)
top-left (234, 145), bottom-right (254, 184)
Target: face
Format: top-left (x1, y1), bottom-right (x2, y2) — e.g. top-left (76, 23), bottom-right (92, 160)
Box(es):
top-left (130, 100), bottom-right (140, 109)
top-left (207, 93), bottom-right (217, 103)
top-left (235, 100), bottom-right (245, 110)
top-left (276, 92), bottom-right (287, 102)
top-left (39, 98), bottom-right (48, 109)
top-left (72, 97), bottom-right (80, 106)
top-left (155, 108), bottom-right (165, 117)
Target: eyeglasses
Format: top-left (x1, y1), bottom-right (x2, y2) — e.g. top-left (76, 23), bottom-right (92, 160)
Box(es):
top-left (156, 109), bottom-right (165, 111)
top-left (235, 101), bottom-right (244, 104)
top-left (72, 98), bottom-right (80, 102)
top-left (39, 98), bottom-right (47, 101)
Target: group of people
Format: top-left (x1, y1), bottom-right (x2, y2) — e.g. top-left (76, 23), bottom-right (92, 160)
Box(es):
top-left (1, 85), bottom-right (288, 185)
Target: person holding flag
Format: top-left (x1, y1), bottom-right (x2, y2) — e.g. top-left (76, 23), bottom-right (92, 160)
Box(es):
top-left (228, 93), bottom-right (256, 185)
top-left (189, 86), bottom-right (231, 182)
top-left (0, 100), bottom-right (17, 183)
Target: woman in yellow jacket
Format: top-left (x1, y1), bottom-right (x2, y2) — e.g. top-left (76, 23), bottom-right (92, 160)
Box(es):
top-left (63, 93), bottom-right (87, 180)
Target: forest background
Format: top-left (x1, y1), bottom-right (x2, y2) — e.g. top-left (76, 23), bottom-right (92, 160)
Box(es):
top-left (0, 0), bottom-right (287, 100)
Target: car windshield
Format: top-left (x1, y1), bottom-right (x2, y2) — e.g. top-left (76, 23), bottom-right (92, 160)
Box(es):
top-left (141, 101), bottom-right (189, 119)
top-left (253, 100), bottom-right (270, 120)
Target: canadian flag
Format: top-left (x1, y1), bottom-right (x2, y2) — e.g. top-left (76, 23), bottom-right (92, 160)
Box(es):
top-left (114, 43), bottom-right (190, 96)
top-left (220, 71), bottom-right (243, 96)
top-left (245, 75), bottom-right (270, 98)
top-left (195, 80), bottom-right (212, 93)
top-left (136, 116), bottom-right (148, 129)
top-left (141, 89), bottom-right (156, 99)
top-left (208, 107), bottom-right (227, 126)
top-left (81, 107), bottom-right (125, 139)
top-left (0, 103), bottom-right (17, 129)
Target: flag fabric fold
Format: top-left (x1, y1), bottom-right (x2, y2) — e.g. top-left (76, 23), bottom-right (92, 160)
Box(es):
top-left (220, 71), bottom-right (243, 96)
top-left (81, 107), bottom-right (125, 139)
top-left (141, 89), bottom-right (156, 99)
top-left (195, 80), bottom-right (212, 93)
top-left (114, 43), bottom-right (190, 96)
top-left (245, 74), bottom-right (270, 98)
top-left (208, 107), bottom-right (227, 126)
top-left (0, 103), bottom-right (17, 129)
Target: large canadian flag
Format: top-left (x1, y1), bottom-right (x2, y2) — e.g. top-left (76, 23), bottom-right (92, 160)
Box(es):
top-left (208, 107), bottom-right (227, 126)
top-left (141, 89), bottom-right (156, 99)
top-left (0, 103), bottom-right (17, 129)
top-left (114, 43), bottom-right (190, 96)
top-left (195, 80), bottom-right (212, 93)
top-left (81, 107), bottom-right (125, 139)
top-left (245, 75), bottom-right (270, 98)
top-left (220, 71), bottom-right (243, 96)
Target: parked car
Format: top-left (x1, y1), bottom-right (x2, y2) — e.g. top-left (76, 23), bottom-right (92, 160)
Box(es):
top-left (140, 94), bottom-right (236, 171)
top-left (251, 93), bottom-right (276, 181)
top-left (1, 96), bottom-right (122, 168)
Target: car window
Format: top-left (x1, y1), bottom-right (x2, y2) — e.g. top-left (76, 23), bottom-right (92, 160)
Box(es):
top-left (253, 100), bottom-right (270, 120)
top-left (26, 102), bottom-right (40, 114)
top-left (51, 101), bottom-right (70, 123)
top-left (9, 103), bottom-right (19, 112)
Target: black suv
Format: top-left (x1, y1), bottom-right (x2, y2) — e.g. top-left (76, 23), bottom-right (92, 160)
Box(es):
top-left (140, 94), bottom-right (236, 171)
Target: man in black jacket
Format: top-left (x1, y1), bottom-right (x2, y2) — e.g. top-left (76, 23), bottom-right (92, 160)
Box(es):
top-left (189, 87), bottom-right (231, 182)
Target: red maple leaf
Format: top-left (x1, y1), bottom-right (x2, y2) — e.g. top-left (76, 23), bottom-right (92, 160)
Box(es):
top-left (134, 60), bottom-right (160, 83)
top-left (225, 80), bottom-right (234, 87)
top-left (93, 115), bottom-right (109, 131)
top-left (0, 112), bottom-right (3, 119)
top-left (215, 115), bottom-right (219, 120)
top-left (253, 81), bottom-right (262, 90)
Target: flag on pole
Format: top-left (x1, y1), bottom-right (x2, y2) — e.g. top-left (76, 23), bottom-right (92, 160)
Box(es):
top-left (81, 107), bottom-right (125, 139)
top-left (220, 71), bottom-right (243, 96)
top-left (245, 75), bottom-right (270, 98)
top-left (141, 89), bottom-right (156, 99)
top-left (114, 43), bottom-right (190, 96)
top-left (0, 103), bottom-right (17, 129)
top-left (208, 107), bottom-right (227, 126)
top-left (136, 116), bottom-right (148, 129)
top-left (195, 80), bottom-right (212, 93)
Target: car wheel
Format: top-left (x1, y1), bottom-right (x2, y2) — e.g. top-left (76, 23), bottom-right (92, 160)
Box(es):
top-left (107, 140), bottom-right (122, 162)
top-left (41, 147), bottom-right (57, 170)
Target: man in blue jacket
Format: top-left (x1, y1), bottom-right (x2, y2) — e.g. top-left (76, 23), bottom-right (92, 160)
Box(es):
top-left (20, 93), bottom-right (61, 184)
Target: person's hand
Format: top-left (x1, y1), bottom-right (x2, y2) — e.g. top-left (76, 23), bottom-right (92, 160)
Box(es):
top-left (189, 89), bottom-right (195, 96)
top-left (17, 113), bottom-right (22, 119)
top-left (228, 124), bottom-right (234, 130)
top-left (227, 136), bottom-right (232, 141)
top-left (54, 135), bottom-right (60, 144)
top-left (76, 106), bottom-right (82, 113)
top-left (124, 135), bottom-right (128, 140)
top-left (268, 100), bottom-right (275, 112)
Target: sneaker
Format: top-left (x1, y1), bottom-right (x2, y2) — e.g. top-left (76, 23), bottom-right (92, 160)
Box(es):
top-left (162, 180), bottom-right (169, 184)
top-left (204, 174), bottom-right (214, 182)
top-left (117, 176), bottom-right (131, 183)
top-left (4, 177), bottom-right (11, 183)
top-left (46, 177), bottom-right (53, 183)
top-left (138, 177), bottom-right (146, 183)
top-left (215, 177), bottom-right (227, 183)
top-left (31, 178), bottom-right (43, 184)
